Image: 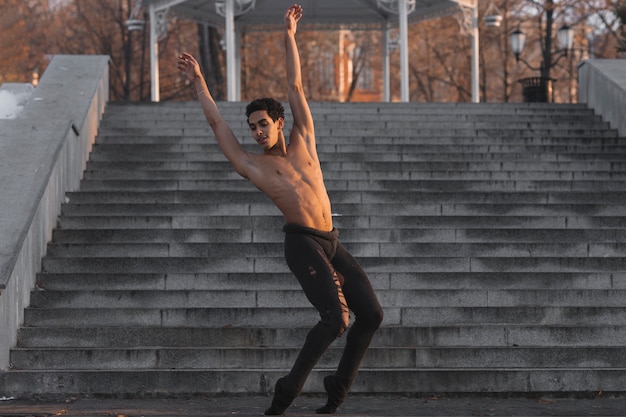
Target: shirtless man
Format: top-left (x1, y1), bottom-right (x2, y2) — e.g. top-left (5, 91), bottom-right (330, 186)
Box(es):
top-left (177, 4), bottom-right (383, 415)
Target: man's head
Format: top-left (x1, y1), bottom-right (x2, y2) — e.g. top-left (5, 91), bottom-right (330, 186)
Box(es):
top-left (246, 98), bottom-right (286, 153)
top-left (245, 98), bottom-right (285, 122)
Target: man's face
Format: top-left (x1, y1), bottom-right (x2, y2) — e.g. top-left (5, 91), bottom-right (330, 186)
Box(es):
top-left (248, 110), bottom-right (284, 151)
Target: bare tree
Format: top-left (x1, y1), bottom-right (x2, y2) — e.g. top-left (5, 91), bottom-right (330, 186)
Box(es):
top-left (479, 0), bottom-right (521, 102)
top-left (406, 17), bottom-right (472, 102)
top-left (4, 0), bottom-right (620, 103)
top-left (240, 29), bottom-right (286, 101)
top-left (197, 24), bottom-right (226, 101)
top-left (619, 2), bottom-right (626, 54)
top-left (344, 31), bottom-right (378, 102)
top-left (0, 0), bottom-right (51, 84)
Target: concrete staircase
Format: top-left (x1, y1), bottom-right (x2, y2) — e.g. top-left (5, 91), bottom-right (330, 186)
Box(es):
top-left (4, 101), bottom-right (626, 397)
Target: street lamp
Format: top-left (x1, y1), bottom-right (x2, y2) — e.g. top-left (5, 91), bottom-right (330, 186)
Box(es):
top-left (483, 0), bottom-right (503, 28)
top-left (509, 21), bottom-right (574, 103)
top-left (557, 24), bottom-right (574, 55)
top-left (125, 0), bottom-right (145, 32)
top-left (509, 28), bottom-right (527, 62)
top-left (125, 19), bottom-right (145, 32)
top-left (215, 0), bottom-right (256, 17)
top-left (377, 0), bottom-right (416, 14)
top-left (509, 24), bottom-right (574, 62)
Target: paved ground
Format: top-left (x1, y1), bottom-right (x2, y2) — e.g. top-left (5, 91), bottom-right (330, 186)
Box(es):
top-left (1, 395), bottom-right (626, 417)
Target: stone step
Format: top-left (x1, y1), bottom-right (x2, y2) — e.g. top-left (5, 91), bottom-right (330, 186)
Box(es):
top-left (99, 119), bottom-right (613, 131)
top-left (26, 288), bottom-right (626, 309)
top-left (42, 241), bottom-right (626, 258)
top-left (19, 301), bottom-right (626, 340)
top-left (58, 203), bottom-right (626, 217)
top-left (89, 142), bottom-right (626, 155)
top-left (101, 107), bottom-right (594, 118)
top-left (52, 215), bottom-right (626, 230)
top-left (97, 108), bottom-right (612, 123)
top-left (34, 272), bottom-right (624, 291)
top-left (9, 346), bottom-right (625, 370)
top-left (96, 134), bottom-right (624, 146)
top-left (37, 256), bottom-right (626, 274)
top-left (105, 99), bottom-right (588, 107)
top-left (101, 107), bottom-right (600, 121)
top-left (49, 228), bottom-right (626, 244)
top-left (81, 169), bottom-right (626, 181)
top-left (96, 126), bottom-right (619, 138)
top-left (316, 112), bottom-right (604, 122)
top-left (61, 190), bottom-right (626, 205)
top-left (75, 179), bottom-right (626, 192)
top-left (22, 307), bottom-right (320, 328)
top-left (7, 347), bottom-right (410, 370)
top-left (3, 368), bottom-right (626, 397)
top-left (175, 116), bottom-right (605, 127)
top-left (88, 149), bottom-right (626, 162)
top-left (17, 318), bottom-right (626, 349)
top-left (83, 159), bottom-right (626, 173)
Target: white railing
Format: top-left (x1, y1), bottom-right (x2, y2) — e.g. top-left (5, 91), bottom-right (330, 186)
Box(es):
top-left (0, 55), bottom-right (109, 370)
top-left (579, 59), bottom-right (626, 138)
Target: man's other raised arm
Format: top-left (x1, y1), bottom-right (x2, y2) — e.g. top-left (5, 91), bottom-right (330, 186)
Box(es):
top-left (284, 5), bottom-right (314, 140)
top-left (177, 52), bottom-right (253, 178)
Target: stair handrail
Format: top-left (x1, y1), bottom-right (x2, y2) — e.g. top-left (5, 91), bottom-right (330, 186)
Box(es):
top-left (0, 55), bottom-right (109, 371)
top-left (578, 59), bottom-right (626, 138)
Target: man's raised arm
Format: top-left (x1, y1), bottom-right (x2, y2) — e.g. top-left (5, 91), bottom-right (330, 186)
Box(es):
top-left (284, 4), bottom-right (314, 138)
top-left (177, 52), bottom-right (252, 177)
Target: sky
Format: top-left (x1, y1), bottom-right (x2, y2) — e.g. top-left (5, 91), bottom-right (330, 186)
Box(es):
top-left (0, 83), bottom-right (34, 119)
top-left (0, 91), bottom-right (21, 119)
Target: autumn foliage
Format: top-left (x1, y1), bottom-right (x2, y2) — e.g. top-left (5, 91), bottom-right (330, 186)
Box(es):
top-left (1, 0), bottom-right (623, 103)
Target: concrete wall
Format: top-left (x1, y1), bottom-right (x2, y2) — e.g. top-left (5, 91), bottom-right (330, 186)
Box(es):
top-left (578, 59), bottom-right (626, 138)
top-left (0, 55), bottom-right (109, 370)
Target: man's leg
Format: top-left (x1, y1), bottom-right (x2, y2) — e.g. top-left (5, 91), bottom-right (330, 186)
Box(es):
top-left (265, 231), bottom-right (349, 415)
top-left (317, 243), bottom-right (384, 414)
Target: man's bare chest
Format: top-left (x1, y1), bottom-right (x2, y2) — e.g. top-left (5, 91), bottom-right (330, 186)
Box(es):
top-left (251, 152), bottom-right (321, 195)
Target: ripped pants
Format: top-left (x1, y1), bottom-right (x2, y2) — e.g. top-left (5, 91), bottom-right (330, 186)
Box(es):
top-left (280, 224), bottom-right (384, 395)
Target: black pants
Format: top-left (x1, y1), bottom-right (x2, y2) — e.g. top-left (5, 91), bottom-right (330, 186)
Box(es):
top-left (281, 224), bottom-right (384, 395)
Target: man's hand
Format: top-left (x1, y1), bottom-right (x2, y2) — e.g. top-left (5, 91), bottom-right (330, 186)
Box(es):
top-left (284, 4), bottom-right (303, 34)
top-left (177, 52), bottom-right (202, 82)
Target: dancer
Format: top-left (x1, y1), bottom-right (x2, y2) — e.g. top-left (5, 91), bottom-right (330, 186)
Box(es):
top-left (177, 4), bottom-right (383, 414)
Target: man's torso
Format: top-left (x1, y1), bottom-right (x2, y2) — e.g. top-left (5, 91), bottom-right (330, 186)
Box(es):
top-left (247, 139), bottom-right (333, 232)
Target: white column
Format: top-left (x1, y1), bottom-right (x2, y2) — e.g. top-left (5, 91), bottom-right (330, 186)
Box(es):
top-left (149, 3), bottom-right (160, 102)
top-left (225, 0), bottom-right (237, 101)
top-left (383, 23), bottom-right (391, 102)
top-left (235, 22), bottom-right (242, 101)
top-left (398, 0), bottom-right (409, 102)
top-left (470, 3), bottom-right (480, 103)
top-left (338, 31), bottom-right (346, 101)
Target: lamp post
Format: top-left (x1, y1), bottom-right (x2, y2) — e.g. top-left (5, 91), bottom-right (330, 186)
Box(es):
top-left (508, 0), bottom-right (574, 102)
top-left (509, 27), bottom-right (527, 62)
top-left (126, 19), bottom-right (145, 31)
top-left (557, 24), bottom-right (574, 55)
top-left (483, 0), bottom-right (503, 28)
top-left (378, 0), bottom-right (416, 102)
top-left (510, 24), bottom-right (573, 69)
top-left (124, 14), bottom-right (145, 102)
top-left (215, 0), bottom-right (255, 16)
top-left (215, 0), bottom-right (256, 101)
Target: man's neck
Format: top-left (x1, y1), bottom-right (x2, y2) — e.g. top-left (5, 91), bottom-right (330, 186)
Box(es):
top-left (265, 134), bottom-right (287, 156)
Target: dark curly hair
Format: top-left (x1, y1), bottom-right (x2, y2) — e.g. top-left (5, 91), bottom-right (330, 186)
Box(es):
top-left (245, 98), bottom-right (285, 122)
